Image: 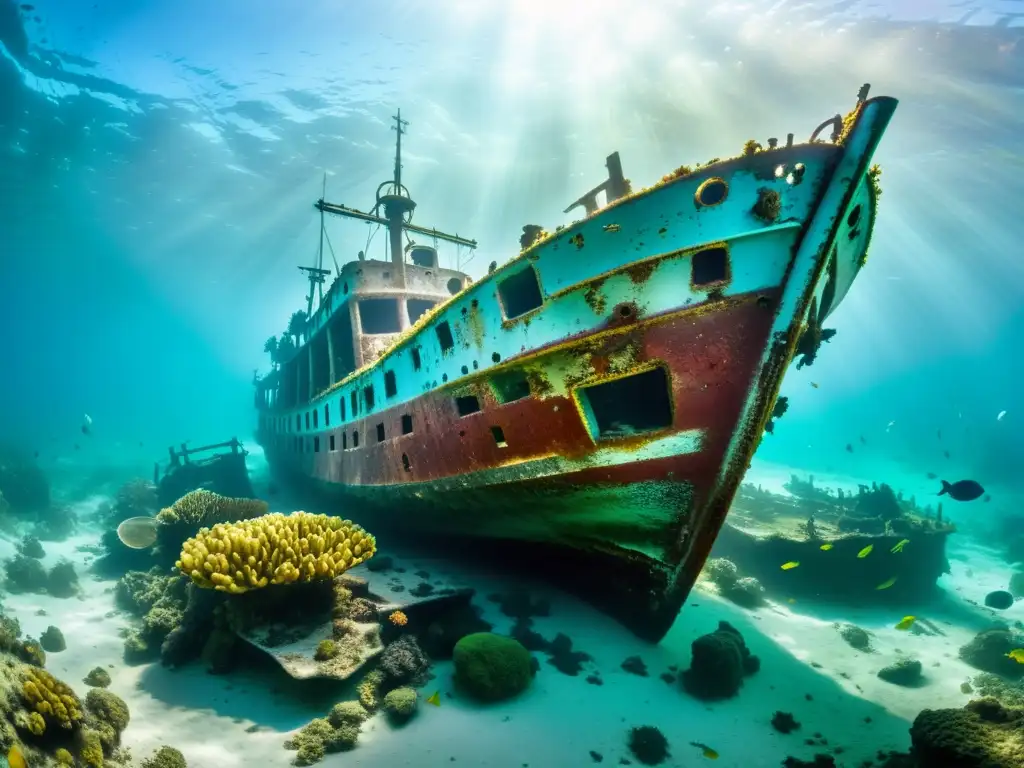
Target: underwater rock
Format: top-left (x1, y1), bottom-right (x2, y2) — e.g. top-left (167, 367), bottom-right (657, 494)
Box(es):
top-left (681, 621), bottom-right (760, 701)
top-left (702, 558), bottom-right (767, 608)
top-left (782, 756), bottom-right (837, 767)
top-left (364, 554), bottom-right (393, 572)
top-left (627, 725), bottom-right (669, 766)
top-left (959, 628), bottom-right (1024, 679)
top-left (413, 590), bottom-right (493, 659)
top-left (379, 634), bottom-right (431, 686)
top-left (772, 711), bottom-right (800, 733)
top-left (511, 616), bottom-right (549, 653)
top-left (910, 697), bottom-right (1024, 768)
top-left (16, 535), bottom-right (44, 559)
top-left (40, 626), bottom-right (65, 652)
top-left (284, 715), bottom-right (360, 765)
top-left (838, 623), bottom-right (872, 652)
top-left (547, 632), bottom-right (592, 676)
top-left (621, 655), bottom-right (648, 677)
top-left (878, 658), bottom-right (923, 687)
top-left (488, 590), bottom-right (552, 621)
top-left (453, 632), bottom-right (533, 702)
top-left (160, 581), bottom-right (221, 669)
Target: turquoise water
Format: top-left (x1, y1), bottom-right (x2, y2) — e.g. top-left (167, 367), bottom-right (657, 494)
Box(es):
top-left (2, 2), bottom-right (1024, 767)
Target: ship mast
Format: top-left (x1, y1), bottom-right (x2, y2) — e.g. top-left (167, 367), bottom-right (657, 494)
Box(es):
top-left (314, 109), bottom-right (477, 287)
top-left (299, 173), bottom-right (332, 317)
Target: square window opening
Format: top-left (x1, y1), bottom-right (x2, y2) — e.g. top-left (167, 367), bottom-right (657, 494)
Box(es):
top-left (353, 431), bottom-right (360, 448)
top-left (692, 247), bottom-right (730, 287)
top-left (456, 395), bottom-right (481, 416)
top-left (498, 266), bottom-right (544, 319)
top-left (359, 297), bottom-right (402, 334)
top-left (364, 385), bottom-right (375, 411)
top-left (376, 423), bottom-right (385, 442)
top-left (578, 367), bottom-right (673, 440)
top-left (436, 321), bottom-right (455, 354)
top-left (384, 370), bottom-right (397, 398)
top-left (329, 434), bottom-right (336, 452)
top-left (401, 414), bottom-right (414, 435)
top-left (491, 370), bottom-right (531, 404)
top-left (314, 436), bottom-right (320, 453)
top-left (408, 299), bottom-right (436, 324)
top-left (490, 425), bottom-right (508, 448)
top-left (411, 346), bottom-right (422, 370)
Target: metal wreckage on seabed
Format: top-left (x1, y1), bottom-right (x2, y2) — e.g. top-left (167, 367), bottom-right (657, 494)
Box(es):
top-left (253, 84), bottom-right (898, 642)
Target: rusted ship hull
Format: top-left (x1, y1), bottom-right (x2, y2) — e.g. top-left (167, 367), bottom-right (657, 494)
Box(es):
top-left (256, 91), bottom-right (898, 642)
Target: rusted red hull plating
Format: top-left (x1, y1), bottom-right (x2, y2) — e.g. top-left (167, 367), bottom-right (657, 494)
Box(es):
top-left (263, 290), bottom-right (779, 640)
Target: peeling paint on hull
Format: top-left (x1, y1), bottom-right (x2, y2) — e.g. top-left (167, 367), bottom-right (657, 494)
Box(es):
top-left (257, 93), bottom-right (899, 642)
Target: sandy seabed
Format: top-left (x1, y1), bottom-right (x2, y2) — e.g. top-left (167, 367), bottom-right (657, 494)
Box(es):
top-left (0, 486), bottom-right (1016, 768)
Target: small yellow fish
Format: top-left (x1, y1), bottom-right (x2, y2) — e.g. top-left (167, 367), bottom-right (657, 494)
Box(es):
top-left (8, 744), bottom-right (27, 768)
top-left (894, 615), bottom-right (916, 631)
top-left (1007, 649), bottom-right (1024, 664)
top-left (891, 539), bottom-right (910, 553)
top-left (603, 223), bottom-right (621, 232)
top-left (857, 544), bottom-right (874, 558)
top-left (690, 742), bottom-right (719, 760)
top-left (820, 543), bottom-right (833, 551)
top-left (780, 561), bottom-right (800, 570)
top-left (876, 576), bottom-right (898, 590)
top-left (425, 690), bottom-right (441, 706)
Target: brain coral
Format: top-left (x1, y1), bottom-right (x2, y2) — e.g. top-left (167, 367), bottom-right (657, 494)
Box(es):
top-left (156, 489), bottom-right (268, 528)
top-left (176, 511), bottom-right (375, 593)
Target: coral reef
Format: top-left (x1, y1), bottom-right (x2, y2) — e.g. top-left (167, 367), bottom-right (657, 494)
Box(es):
top-left (17, 535), bottom-right (44, 559)
top-left (379, 634), bottom-right (431, 687)
top-left (83, 667), bottom-right (111, 688)
top-left (116, 568), bottom-right (189, 665)
top-left (40, 626), bottom-right (66, 652)
top-left (141, 745), bottom-right (188, 768)
top-left (627, 725), bottom-right (669, 766)
top-left (156, 488), bottom-right (267, 528)
top-left (4, 554), bottom-right (47, 593)
top-left (772, 711), bottom-right (800, 733)
top-left (681, 621), bottom-right (760, 700)
top-left (910, 697), bottom-right (1024, 767)
top-left (314, 639), bottom-right (338, 661)
top-left (176, 511), bottom-right (375, 593)
top-left (382, 687), bottom-right (418, 725)
top-left (46, 560), bottom-right (80, 598)
top-left (327, 701), bottom-right (368, 728)
top-left (356, 669), bottom-right (385, 711)
top-left (839, 623), bottom-right (872, 652)
top-left (453, 632), bottom-right (533, 703)
top-left (21, 667), bottom-right (84, 731)
top-left (960, 628), bottom-right (1024, 679)
top-left (285, 717), bottom-right (360, 765)
top-left (701, 558), bottom-right (766, 608)
top-left (0, 443), bottom-right (50, 513)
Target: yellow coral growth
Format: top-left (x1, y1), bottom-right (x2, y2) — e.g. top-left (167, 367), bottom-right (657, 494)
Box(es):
top-left (80, 730), bottom-right (104, 768)
top-left (28, 710), bottom-right (46, 735)
top-left (388, 610), bottom-right (408, 627)
top-left (21, 668), bottom-right (83, 730)
top-left (156, 489), bottom-right (268, 528)
top-left (176, 511), bottom-right (376, 594)
top-left (55, 748), bottom-right (75, 765)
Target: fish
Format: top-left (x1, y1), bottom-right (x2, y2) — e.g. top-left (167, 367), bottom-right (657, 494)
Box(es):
top-left (943, 450), bottom-right (951, 460)
top-left (894, 616), bottom-right (916, 631)
top-left (7, 744), bottom-right (27, 768)
top-left (19, 4), bottom-right (34, 11)
top-left (116, 517), bottom-right (159, 549)
top-left (857, 544), bottom-right (874, 558)
top-left (810, 382), bottom-right (820, 389)
top-left (1007, 649), bottom-right (1024, 664)
top-left (819, 543), bottom-right (833, 551)
top-left (875, 576), bottom-right (898, 590)
top-left (938, 479), bottom-right (985, 502)
top-left (603, 223), bottom-right (621, 232)
top-left (425, 691), bottom-right (441, 706)
top-left (860, 435), bottom-right (867, 445)
top-left (780, 561), bottom-right (800, 570)
top-left (690, 742), bottom-right (719, 760)
top-left (890, 539), bottom-right (910, 553)
top-left (886, 420), bottom-right (896, 431)
top-left (998, 410), bottom-right (1006, 421)
top-left (926, 472), bottom-right (937, 480)
top-left (845, 443), bottom-right (853, 453)
top-left (985, 590), bottom-right (1015, 610)
top-left (984, 494), bottom-right (991, 503)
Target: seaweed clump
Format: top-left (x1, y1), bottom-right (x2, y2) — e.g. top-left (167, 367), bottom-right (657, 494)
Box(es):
top-left (628, 725), bottom-right (669, 766)
top-left (115, 567), bottom-right (189, 665)
top-left (141, 746), bottom-right (188, 768)
top-left (701, 558), bottom-right (766, 609)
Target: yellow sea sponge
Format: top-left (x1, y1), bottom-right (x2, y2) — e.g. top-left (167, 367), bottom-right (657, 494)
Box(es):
top-left (80, 729), bottom-right (104, 768)
top-left (176, 511), bottom-right (376, 594)
top-left (156, 489), bottom-right (268, 528)
top-left (28, 710), bottom-right (45, 735)
top-left (21, 668), bottom-right (83, 730)
top-left (55, 748), bottom-right (75, 765)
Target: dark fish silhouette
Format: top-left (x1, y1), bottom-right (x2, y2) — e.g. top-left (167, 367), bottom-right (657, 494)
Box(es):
top-left (938, 479), bottom-right (984, 502)
top-left (73, 443), bottom-right (80, 450)
top-left (985, 590), bottom-right (1014, 610)
top-left (944, 450), bottom-right (950, 459)
top-left (845, 443), bottom-right (853, 453)
top-left (20, 4), bottom-right (35, 11)
top-left (926, 472), bottom-right (937, 480)
top-left (33, 450), bottom-right (39, 459)
top-left (983, 494), bottom-right (992, 503)
top-left (860, 435), bottom-right (867, 445)
top-left (937, 429), bottom-right (942, 440)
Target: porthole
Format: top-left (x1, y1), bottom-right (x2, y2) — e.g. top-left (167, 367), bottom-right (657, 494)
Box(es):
top-left (695, 177), bottom-right (729, 207)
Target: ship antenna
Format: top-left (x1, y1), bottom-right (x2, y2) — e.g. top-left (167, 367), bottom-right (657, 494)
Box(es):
top-left (393, 109), bottom-right (408, 191)
top-left (299, 172), bottom-right (332, 317)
